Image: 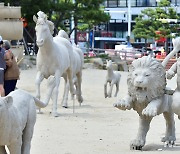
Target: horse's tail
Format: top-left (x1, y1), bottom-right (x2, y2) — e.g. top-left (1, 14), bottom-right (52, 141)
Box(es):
top-left (162, 37), bottom-right (180, 67)
top-left (33, 97), bottom-right (48, 108)
top-left (73, 45), bottom-right (84, 67)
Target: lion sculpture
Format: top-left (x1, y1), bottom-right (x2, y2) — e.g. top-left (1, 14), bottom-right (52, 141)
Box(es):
top-left (114, 56), bottom-right (175, 150)
top-left (0, 89), bottom-right (47, 154)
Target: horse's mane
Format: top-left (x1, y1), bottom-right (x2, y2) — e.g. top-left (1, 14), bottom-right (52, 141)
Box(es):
top-left (58, 30), bottom-right (70, 41)
top-left (37, 11), bottom-right (54, 35)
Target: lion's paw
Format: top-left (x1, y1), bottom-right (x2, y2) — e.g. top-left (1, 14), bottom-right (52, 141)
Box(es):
top-left (142, 106), bottom-right (158, 117)
top-left (161, 136), bottom-right (176, 147)
top-left (114, 99), bottom-right (131, 110)
top-left (130, 139), bottom-right (145, 150)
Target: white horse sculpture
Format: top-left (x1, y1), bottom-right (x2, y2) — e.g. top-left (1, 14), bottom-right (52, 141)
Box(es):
top-left (104, 60), bottom-right (121, 98)
top-left (33, 11), bottom-right (75, 117)
top-left (58, 30), bottom-right (84, 108)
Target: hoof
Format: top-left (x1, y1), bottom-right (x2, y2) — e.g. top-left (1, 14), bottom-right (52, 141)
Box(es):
top-left (62, 105), bottom-right (68, 108)
top-left (51, 111), bottom-right (60, 117)
top-left (78, 96), bottom-right (83, 104)
top-left (37, 110), bottom-right (43, 114)
top-left (36, 108), bottom-right (43, 114)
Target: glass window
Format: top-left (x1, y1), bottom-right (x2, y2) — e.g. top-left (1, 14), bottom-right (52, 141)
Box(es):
top-left (170, 0), bottom-right (180, 6)
top-left (131, 0), bottom-right (136, 6)
top-left (108, 0), bottom-right (118, 7)
top-left (150, 0), bottom-right (157, 6)
top-left (119, 0), bottom-right (127, 7)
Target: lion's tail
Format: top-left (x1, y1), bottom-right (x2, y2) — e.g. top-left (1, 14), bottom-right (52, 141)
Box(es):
top-left (33, 97), bottom-right (48, 108)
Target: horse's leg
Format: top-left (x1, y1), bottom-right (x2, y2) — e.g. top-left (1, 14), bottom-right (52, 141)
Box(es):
top-left (114, 81), bottom-right (119, 97)
top-left (76, 72), bottom-right (83, 105)
top-left (104, 80), bottom-right (108, 98)
top-left (61, 74), bottom-right (69, 108)
top-left (35, 71), bottom-right (44, 99)
top-left (161, 112), bottom-right (176, 146)
top-left (43, 76), bottom-right (56, 106)
top-left (67, 68), bottom-right (75, 95)
top-left (108, 81), bottom-right (114, 98)
top-left (51, 71), bottom-right (61, 117)
top-left (35, 71), bottom-right (44, 113)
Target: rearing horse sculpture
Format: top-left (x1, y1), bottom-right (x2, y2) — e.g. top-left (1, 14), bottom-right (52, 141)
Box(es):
top-left (33, 11), bottom-right (75, 117)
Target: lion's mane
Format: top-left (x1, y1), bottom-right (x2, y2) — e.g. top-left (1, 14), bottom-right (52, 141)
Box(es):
top-left (127, 56), bottom-right (166, 103)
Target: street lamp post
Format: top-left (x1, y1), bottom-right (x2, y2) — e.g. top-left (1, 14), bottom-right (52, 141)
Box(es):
top-left (127, 0), bottom-right (131, 45)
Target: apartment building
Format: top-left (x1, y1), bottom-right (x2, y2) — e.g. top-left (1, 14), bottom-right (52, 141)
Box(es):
top-left (94, 0), bottom-right (180, 49)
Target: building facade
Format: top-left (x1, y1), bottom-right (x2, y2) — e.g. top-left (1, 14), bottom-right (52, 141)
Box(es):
top-left (94, 0), bottom-right (180, 49)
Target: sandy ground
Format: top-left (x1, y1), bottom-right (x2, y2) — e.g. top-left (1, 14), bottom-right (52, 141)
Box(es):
top-left (16, 66), bottom-right (180, 154)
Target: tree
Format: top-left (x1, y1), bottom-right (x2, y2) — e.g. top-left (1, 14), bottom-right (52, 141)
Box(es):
top-left (3, 0), bottom-right (110, 44)
top-left (133, 0), bottom-right (180, 54)
top-left (50, 0), bottom-right (110, 44)
top-left (2, 0), bottom-right (51, 27)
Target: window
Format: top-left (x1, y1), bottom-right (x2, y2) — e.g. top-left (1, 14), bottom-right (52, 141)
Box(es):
top-left (119, 0), bottom-right (127, 7)
top-left (108, 0), bottom-right (118, 7)
top-left (104, 0), bottom-right (163, 7)
top-left (170, 0), bottom-right (180, 6)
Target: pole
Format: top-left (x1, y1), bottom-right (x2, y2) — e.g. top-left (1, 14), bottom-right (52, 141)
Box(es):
top-left (70, 0), bottom-right (75, 44)
top-left (127, 0), bottom-right (131, 44)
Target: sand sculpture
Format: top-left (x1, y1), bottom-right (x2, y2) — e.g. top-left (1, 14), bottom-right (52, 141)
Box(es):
top-left (0, 89), bottom-right (47, 154)
top-left (58, 30), bottom-right (84, 108)
top-left (33, 11), bottom-right (75, 117)
top-left (104, 60), bottom-right (121, 98)
top-left (114, 56), bottom-right (175, 150)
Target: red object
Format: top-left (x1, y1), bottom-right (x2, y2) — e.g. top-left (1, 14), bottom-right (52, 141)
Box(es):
top-left (155, 31), bottom-right (166, 43)
top-left (101, 31), bottom-right (112, 37)
top-left (21, 18), bottom-right (28, 27)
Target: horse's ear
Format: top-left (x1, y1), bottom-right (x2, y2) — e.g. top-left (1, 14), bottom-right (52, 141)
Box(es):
top-left (33, 15), bottom-right (38, 23)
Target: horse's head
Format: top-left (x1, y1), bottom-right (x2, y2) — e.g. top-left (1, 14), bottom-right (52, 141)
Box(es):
top-left (33, 11), bottom-right (54, 47)
top-left (106, 60), bottom-right (113, 69)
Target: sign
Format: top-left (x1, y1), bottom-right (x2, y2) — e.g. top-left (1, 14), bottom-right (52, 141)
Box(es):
top-left (77, 32), bottom-right (87, 42)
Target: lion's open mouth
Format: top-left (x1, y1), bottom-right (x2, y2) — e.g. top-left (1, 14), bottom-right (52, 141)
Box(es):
top-left (135, 87), bottom-right (147, 92)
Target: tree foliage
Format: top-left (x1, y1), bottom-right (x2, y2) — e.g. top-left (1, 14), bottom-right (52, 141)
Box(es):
top-left (2, 0), bottom-right (109, 30)
top-left (2, 0), bottom-right (110, 42)
top-left (133, 0), bottom-right (180, 41)
top-left (2, 0), bottom-right (51, 27)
